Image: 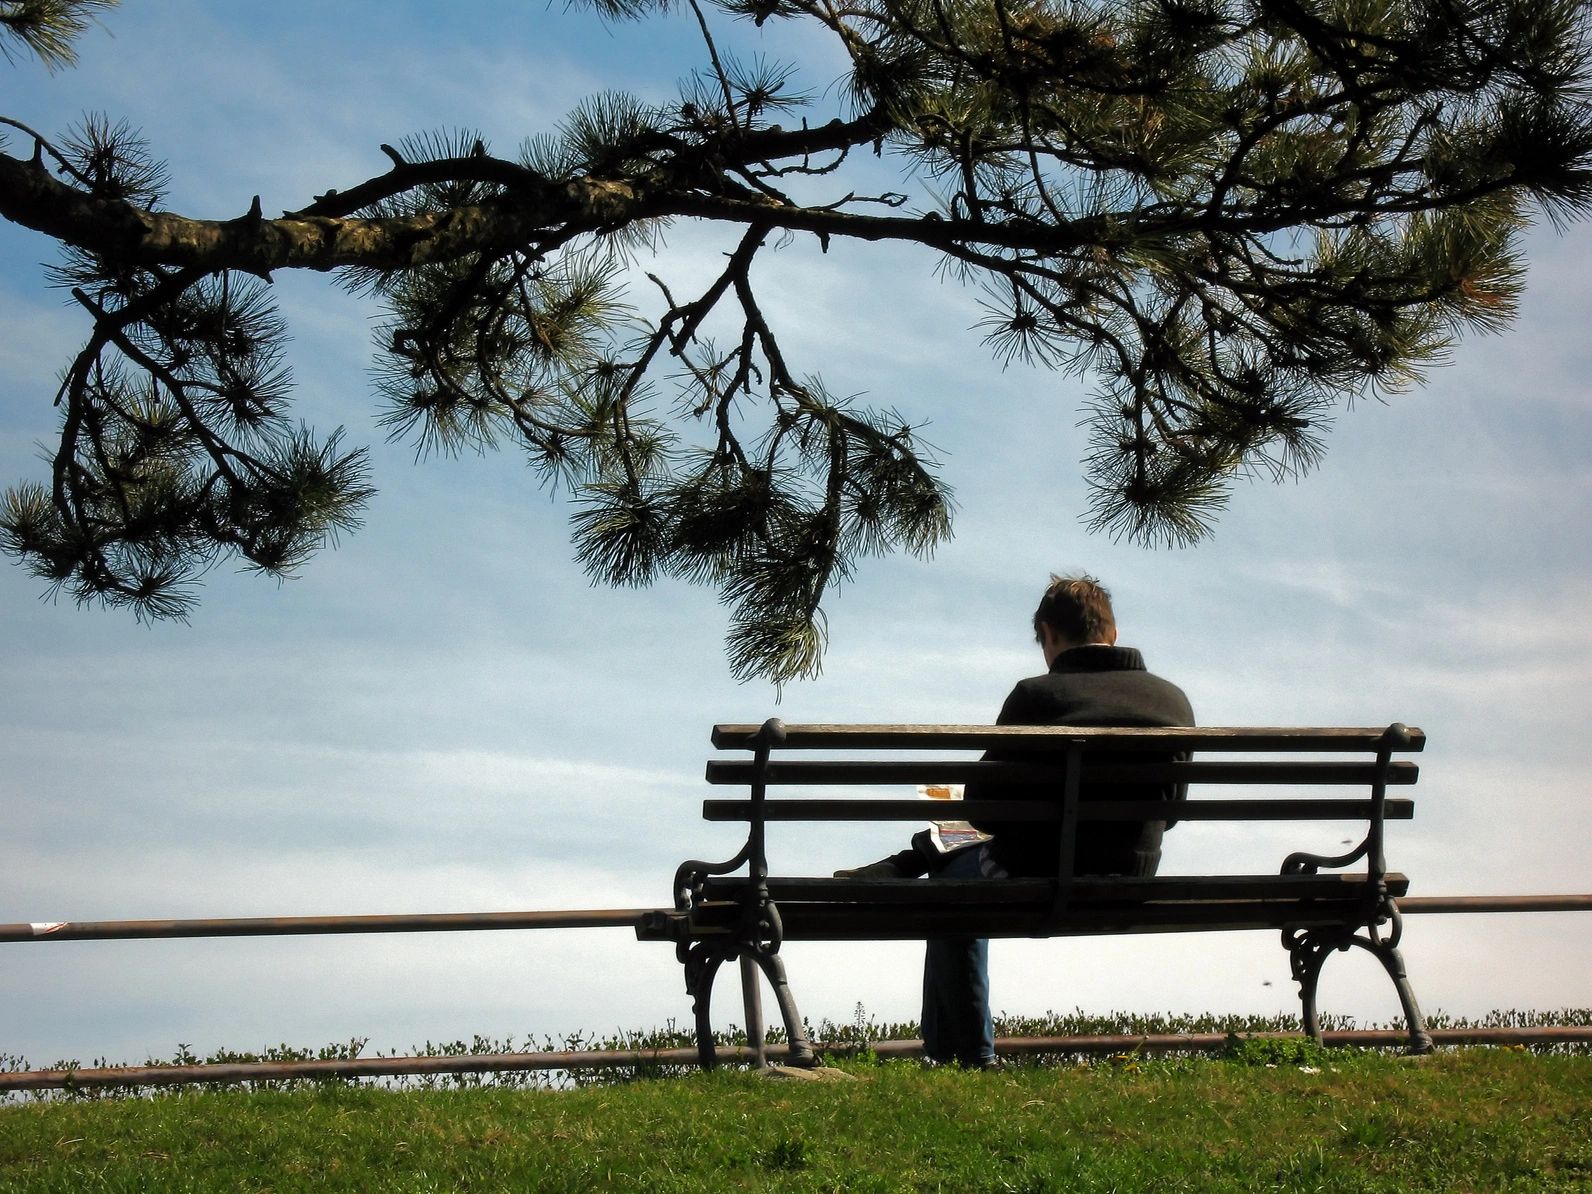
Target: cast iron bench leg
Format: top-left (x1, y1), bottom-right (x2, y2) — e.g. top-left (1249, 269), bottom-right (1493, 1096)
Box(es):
top-left (1287, 919), bottom-right (1434, 1055)
top-left (740, 953), bottom-right (766, 1068)
top-left (683, 940), bottom-right (818, 1069)
top-left (1373, 934), bottom-right (1434, 1055)
top-left (752, 946), bottom-right (817, 1067)
top-left (683, 940), bottom-right (734, 1070)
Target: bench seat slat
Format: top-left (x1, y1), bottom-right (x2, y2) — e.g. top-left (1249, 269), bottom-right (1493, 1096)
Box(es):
top-left (700, 873), bottom-right (1408, 904)
top-left (705, 760), bottom-right (1419, 787)
top-left (711, 724), bottom-right (1425, 752)
top-left (701, 797), bottom-right (1415, 822)
top-left (644, 913), bottom-right (1379, 941)
top-left (641, 871), bottom-right (1412, 942)
top-left (763, 903), bottom-right (1395, 940)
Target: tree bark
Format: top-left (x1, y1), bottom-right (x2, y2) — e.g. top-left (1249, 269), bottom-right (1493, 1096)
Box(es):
top-left (0, 149), bottom-right (651, 273)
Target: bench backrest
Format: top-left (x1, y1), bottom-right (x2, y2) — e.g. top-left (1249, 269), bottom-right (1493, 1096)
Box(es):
top-left (701, 720), bottom-right (1422, 902)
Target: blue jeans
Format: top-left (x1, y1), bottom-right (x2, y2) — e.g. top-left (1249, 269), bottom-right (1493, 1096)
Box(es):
top-left (921, 844), bottom-right (1000, 1065)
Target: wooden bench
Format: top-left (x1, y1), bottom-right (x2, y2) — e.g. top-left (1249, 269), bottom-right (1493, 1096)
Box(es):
top-left (637, 720), bottom-right (1432, 1067)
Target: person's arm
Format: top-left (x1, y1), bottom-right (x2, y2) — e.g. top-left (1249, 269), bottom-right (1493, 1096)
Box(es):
top-left (963, 684), bottom-right (1036, 833)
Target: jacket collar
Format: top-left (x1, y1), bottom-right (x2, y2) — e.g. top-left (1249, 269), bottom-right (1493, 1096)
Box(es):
top-left (1049, 644), bottom-right (1146, 673)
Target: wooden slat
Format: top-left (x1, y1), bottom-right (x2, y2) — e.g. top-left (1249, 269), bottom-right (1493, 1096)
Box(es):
top-left (764, 903), bottom-right (1376, 940)
top-left (705, 877), bottom-right (1055, 904)
top-left (676, 876), bottom-right (1411, 941)
top-left (639, 872), bottom-right (1413, 948)
top-left (705, 759), bottom-right (1419, 787)
top-left (711, 724), bottom-right (1424, 752)
top-left (702, 873), bottom-right (1405, 904)
top-left (701, 797), bottom-right (1415, 822)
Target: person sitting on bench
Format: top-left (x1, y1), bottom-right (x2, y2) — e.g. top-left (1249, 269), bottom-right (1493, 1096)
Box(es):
top-left (837, 574), bottom-right (1196, 1068)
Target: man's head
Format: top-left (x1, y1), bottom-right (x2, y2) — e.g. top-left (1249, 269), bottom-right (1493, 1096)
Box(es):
top-left (1033, 574), bottom-right (1117, 662)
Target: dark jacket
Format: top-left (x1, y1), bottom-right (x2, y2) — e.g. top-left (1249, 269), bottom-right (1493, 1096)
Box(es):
top-left (965, 645), bottom-right (1195, 878)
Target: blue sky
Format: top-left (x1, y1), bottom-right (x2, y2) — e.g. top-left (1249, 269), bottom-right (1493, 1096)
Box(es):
top-left (1, 3), bottom-right (1588, 1069)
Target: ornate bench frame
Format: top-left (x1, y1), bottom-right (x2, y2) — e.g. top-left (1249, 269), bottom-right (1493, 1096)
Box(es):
top-left (638, 721), bottom-right (1431, 1067)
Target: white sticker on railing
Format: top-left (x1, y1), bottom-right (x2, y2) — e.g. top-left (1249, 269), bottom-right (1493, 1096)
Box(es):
top-left (29, 922), bottom-right (68, 936)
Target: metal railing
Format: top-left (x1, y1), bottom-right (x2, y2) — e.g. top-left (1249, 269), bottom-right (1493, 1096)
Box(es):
top-left (1397, 895), bottom-right (1592, 914)
top-left (1, 907), bottom-right (650, 942)
top-left (5, 894), bottom-right (1586, 945)
top-left (2, 893), bottom-right (1587, 1091)
top-left (4, 1026), bottom-right (1590, 1093)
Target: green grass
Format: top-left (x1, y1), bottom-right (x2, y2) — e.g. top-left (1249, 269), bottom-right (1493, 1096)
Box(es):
top-left (1, 1049), bottom-right (1588, 1191)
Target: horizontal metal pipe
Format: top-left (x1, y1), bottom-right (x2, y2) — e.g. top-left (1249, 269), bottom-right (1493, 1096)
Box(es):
top-left (1399, 895), bottom-right (1592, 914)
top-left (0, 1046), bottom-right (737, 1091)
top-left (982, 1026), bottom-right (1592, 1054)
top-left (4, 895), bottom-right (1587, 944)
top-left (0, 908), bottom-right (655, 943)
top-left (3, 1026), bottom-right (1587, 1092)
top-left (831, 1027), bottom-right (1592, 1059)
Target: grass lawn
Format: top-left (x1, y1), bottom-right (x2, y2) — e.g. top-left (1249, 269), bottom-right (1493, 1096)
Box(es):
top-left (2, 1047), bottom-right (1589, 1191)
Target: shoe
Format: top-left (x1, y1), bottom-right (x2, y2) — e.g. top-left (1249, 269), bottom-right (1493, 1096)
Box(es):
top-left (833, 857), bottom-right (913, 879)
top-left (833, 848), bottom-right (929, 879)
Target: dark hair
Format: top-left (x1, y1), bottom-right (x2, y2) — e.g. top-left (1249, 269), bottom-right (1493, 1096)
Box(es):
top-left (1033, 574), bottom-right (1116, 646)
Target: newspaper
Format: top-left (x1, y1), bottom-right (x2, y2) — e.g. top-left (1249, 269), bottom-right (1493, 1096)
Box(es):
top-left (918, 784), bottom-right (990, 857)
